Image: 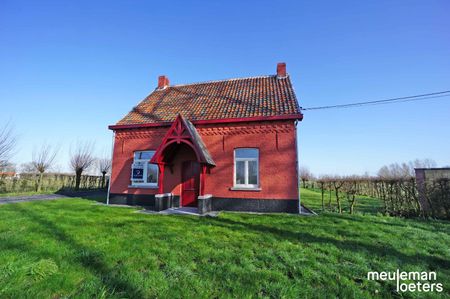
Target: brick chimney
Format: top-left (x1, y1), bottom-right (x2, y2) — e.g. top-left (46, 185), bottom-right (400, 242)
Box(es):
top-left (158, 75), bottom-right (170, 89)
top-left (276, 62), bottom-right (287, 78)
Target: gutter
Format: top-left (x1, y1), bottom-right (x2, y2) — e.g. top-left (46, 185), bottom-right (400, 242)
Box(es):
top-left (108, 114), bottom-right (303, 131)
top-left (294, 119), bottom-right (301, 214)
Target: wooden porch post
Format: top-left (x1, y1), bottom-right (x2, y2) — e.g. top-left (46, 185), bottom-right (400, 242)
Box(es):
top-left (158, 164), bottom-right (165, 194)
top-left (200, 164), bottom-right (207, 196)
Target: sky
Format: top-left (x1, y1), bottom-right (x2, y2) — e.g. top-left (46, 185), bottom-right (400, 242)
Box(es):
top-left (1, 0), bottom-right (449, 175)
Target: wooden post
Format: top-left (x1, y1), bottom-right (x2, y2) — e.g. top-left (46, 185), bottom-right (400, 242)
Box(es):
top-left (158, 164), bottom-right (165, 194)
top-left (200, 164), bottom-right (207, 196)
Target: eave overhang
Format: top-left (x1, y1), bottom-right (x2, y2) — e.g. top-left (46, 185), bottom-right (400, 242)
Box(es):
top-left (108, 113), bottom-right (303, 131)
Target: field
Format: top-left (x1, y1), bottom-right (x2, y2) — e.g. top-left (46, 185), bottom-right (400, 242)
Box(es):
top-left (0, 189), bottom-right (449, 298)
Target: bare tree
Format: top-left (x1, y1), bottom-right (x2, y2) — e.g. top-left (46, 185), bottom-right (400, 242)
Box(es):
top-left (378, 159), bottom-right (437, 179)
top-left (378, 163), bottom-right (411, 179)
top-left (317, 176), bottom-right (326, 211)
top-left (20, 162), bottom-right (37, 174)
top-left (410, 159), bottom-right (437, 171)
top-left (332, 176), bottom-right (345, 214)
top-left (97, 158), bottom-right (111, 188)
top-left (0, 121), bottom-right (17, 168)
top-left (32, 143), bottom-right (59, 192)
top-left (299, 166), bottom-right (313, 188)
top-left (343, 178), bottom-right (358, 214)
top-left (70, 141), bottom-right (95, 190)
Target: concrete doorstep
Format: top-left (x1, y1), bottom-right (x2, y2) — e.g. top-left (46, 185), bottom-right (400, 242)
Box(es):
top-left (138, 206), bottom-right (219, 217)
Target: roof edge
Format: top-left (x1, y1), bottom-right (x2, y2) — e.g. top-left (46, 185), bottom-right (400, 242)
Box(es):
top-left (159, 74), bottom-right (281, 89)
top-left (108, 113), bottom-right (303, 131)
top-left (415, 167), bottom-right (450, 170)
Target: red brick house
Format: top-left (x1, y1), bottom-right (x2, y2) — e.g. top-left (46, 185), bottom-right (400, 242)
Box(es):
top-left (108, 63), bottom-right (304, 213)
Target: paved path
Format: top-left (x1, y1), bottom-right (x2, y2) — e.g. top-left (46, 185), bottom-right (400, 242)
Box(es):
top-left (0, 194), bottom-right (67, 205)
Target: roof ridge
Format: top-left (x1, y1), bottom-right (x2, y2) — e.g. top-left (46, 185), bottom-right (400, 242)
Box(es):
top-left (156, 74), bottom-right (287, 89)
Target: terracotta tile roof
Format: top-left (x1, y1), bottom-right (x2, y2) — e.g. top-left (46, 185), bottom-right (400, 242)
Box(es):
top-left (116, 75), bottom-right (301, 125)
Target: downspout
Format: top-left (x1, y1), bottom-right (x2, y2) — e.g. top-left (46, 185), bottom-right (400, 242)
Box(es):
top-left (106, 130), bottom-right (115, 205)
top-left (294, 120), bottom-right (301, 213)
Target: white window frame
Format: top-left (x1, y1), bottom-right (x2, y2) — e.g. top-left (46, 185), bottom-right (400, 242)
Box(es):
top-left (130, 150), bottom-right (158, 188)
top-left (233, 148), bottom-right (259, 189)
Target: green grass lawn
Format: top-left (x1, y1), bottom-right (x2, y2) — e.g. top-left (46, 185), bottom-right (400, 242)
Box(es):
top-left (0, 190), bottom-right (449, 298)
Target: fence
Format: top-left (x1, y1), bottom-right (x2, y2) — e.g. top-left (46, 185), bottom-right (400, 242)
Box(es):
top-left (0, 173), bottom-right (108, 194)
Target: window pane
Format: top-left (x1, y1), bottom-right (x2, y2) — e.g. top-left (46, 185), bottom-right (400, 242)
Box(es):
top-left (248, 160), bottom-right (258, 185)
top-left (147, 164), bottom-right (158, 184)
top-left (235, 148), bottom-right (258, 159)
top-left (134, 151), bottom-right (155, 160)
top-left (236, 161), bottom-right (245, 185)
top-left (140, 151), bottom-right (154, 160)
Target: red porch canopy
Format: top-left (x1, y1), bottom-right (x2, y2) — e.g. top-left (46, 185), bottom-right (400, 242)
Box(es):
top-left (150, 114), bottom-right (215, 166)
top-left (150, 114), bottom-right (215, 195)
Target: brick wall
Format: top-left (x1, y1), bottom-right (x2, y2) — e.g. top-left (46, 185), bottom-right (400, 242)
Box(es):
top-left (110, 120), bottom-right (299, 201)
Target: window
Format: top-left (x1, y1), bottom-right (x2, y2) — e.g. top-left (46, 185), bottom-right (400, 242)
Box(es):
top-left (131, 151), bottom-right (158, 187)
top-left (234, 148), bottom-right (259, 188)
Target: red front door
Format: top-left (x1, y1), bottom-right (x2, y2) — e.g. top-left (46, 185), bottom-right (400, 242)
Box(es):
top-left (181, 161), bottom-right (200, 207)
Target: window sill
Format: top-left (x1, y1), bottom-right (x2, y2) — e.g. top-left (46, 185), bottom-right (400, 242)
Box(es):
top-left (230, 187), bottom-right (262, 192)
top-left (128, 185), bottom-right (158, 189)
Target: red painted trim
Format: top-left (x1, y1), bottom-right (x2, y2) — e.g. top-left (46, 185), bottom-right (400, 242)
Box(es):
top-left (200, 164), bottom-right (207, 196)
top-left (109, 122), bottom-right (172, 130)
top-left (158, 164), bottom-right (165, 193)
top-left (154, 139), bottom-right (202, 164)
top-left (191, 114), bottom-right (303, 125)
top-left (108, 114), bottom-right (303, 130)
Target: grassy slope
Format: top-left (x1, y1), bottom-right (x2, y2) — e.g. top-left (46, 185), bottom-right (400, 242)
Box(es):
top-left (0, 192), bottom-right (448, 298)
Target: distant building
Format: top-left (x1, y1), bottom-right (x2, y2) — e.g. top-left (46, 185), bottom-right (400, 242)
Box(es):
top-left (0, 172), bottom-right (17, 178)
top-left (415, 168), bottom-right (450, 213)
